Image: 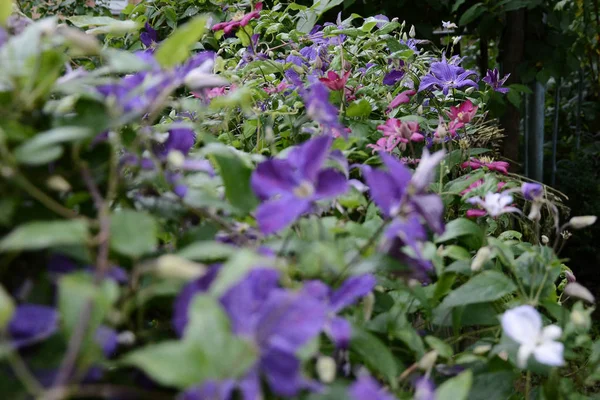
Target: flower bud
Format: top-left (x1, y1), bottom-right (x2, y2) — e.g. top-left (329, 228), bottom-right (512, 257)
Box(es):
top-left (564, 282), bottom-right (595, 304)
top-left (565, 270), bottom-right (576, 283)
top-left (541, 235), bottom-right (549, 245)
top-left (401, 32), bottom-right (408, 41)
top-left (471, 246), bottom-right (491, 271)
top-left (117, 331), bottom-right (136, 346)
top-left (154, 255), bottom-right (206, 280)
top-left (418, 350), bottom-right (438, 370)
top-left (465, 86), bottom-right (475, 95)
top-left (568, 216), bottom-right (597, 229)
top-left (46, 175), bottom-right (71, 192)
top-left (473, 344), bottom-right (492, 355)
top-left (409, 25), bottom-right (416, 38)
top-left (58, 26), bottom-right (101, 55)
top-left (316, 356), bottom-right (337, 383)
top-left (184, 70), bottom-right (229, 90)
top-left (498, 351), bottom-right (509, 361)
top-left (452, 36), bottom-right (462, 45)
top-left (313, 56), bottom-right (323, 70)
top-left (167, 150), bottom-right (186, 168)
top-left (363, 292), bottom-right (375, 321)
top-left (417, 105), bottom-right (424, 115)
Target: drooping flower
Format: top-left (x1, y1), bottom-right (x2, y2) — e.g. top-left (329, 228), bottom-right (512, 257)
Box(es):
top-left (442, 21), bottom-right (458, 30)
top-left (8, 304), bottom-right (59, 348)
top-left (418, 60), bottom-right (478, 95)
top-left (482, 68), bottom-right (510, 94)
top-left (301, 81), bottom-right (346, 137)
top-left (522, 182), bottom-right (543, 201)
top-left (501, 305), bottom-right (564, 368)
top-left (387, 89), bottom-right (416, 112)
top-left (349, 375), bottom-right (396, 400)
top-left (211, 2), bottom-right (263, 35)
top-left (467, 192), bottom-right (520, 217)
top-left (251, 136), bottom-right (348, 234)
top-left (319, 70), bottom-right (351, 91)
top-left (448, 99), bottom-right (478, 124)
top-left (461, 157), bottom-right (509, 175)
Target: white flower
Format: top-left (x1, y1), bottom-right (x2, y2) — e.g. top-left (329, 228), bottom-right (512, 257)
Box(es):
top-left (468, 192), bottom-right (520, 217)
top-left (442, 21), bottom-right (458, 29)
top-left (501, 305), bottom-right (565, 368)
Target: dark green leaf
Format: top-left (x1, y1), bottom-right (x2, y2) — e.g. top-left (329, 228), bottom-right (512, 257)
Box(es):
top-left (436, 218), bottom-right (484, 249)
top-left (439, 270), bottom-right (517, 309)
top-left (459, 4), bottom-right (486, 26)
top-left (436, 370), bottom-right (473, 400)
top-left (350, 327), bottom-right (400, 388)
top-left (0, 220), bottom-right (88, 252)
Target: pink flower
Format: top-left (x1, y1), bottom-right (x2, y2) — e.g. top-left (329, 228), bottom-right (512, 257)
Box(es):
top-left (448, 119), bottom-right (464, 137)
top-left (367, 135), bottom-right (401, 153)
top-left (319, 70), bottom-right (351, 91)
top-left (332, 127), bottom-right (352, 138)
top-left (461, 158), bottom-right (510, 175)
top-left (448, 99), bottom-right (478, 123)
top-left (371, 119), bottom-right (423, 153)
top-left (212, 2), bottom-right (263, 35)
top-left (460, 179), bottom-right (507, 196)
top-left (387, 89), bottom-right (416, 112)
top-left (466, 209), bottom-right (487, 218)
top-left (264, 81), bottom-right (291, 94)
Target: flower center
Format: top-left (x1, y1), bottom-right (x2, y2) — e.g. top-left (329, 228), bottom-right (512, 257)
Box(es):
top-left (293, 180), bottom-right (315, 198)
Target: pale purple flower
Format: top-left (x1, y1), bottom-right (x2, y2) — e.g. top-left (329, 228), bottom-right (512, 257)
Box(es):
top-left (467, 192), bottom-right (520, 217)
top-left (482, 68), bottom-right (510, 94)
top-left (349, 375), bottom-right (395, 400)
top-left (373, 15), bottom-right (390, 28)
top-left (301, 81), bottom-right (346, 136)
top-left (418, 61), bottom-right (478, 95)
top-left (251, 136), bottom-right (348, 234)
top-left (501, 305), bottom-right (564, 368)
top-left (153, 127), bottom-right (196, 158)
top-left (414, 376), bottom-right (435, 400)
top-left (522, 182), bottom-right (543, 201)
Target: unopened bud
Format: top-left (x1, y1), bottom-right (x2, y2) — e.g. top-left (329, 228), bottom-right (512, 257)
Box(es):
top-left (417, 105), bottom-right (424, 115)
top-left (465, 86), bottom-right (475, 95)
top-left (452, 36), bottom-right (462, 45)
top-left (565, 270), bottom-right (576, 283)
top-left (418, 350), bottom-right (438, 370)
top-left (167, 150), bottom-right (186, 168)
top-left (313, 56), bottom-right (323, 70)
top-left (473, 344), bottom-right (492, 355)
top-left (46, 175), bottom-right (71, 192)
top-left (117, 331), bottom-right (136, 346)
top-left (498, 351), bottom-right (509, 361)
top-left (316, 356), bottom-right (337, 383)
top-left (541, 235), bottom-right (549, 245)
top-left (86, 20), bottom-right (140, 36)
top-left (409, 25), bottom-right (416, 38)
top-left (564, 282), bottom-right (595, 304)
top-left (568, 216), bottom-right (597, 229)
top-left (363, 292), bottom-right (375, 321)
top-left (471, 246), bottom-right (491, 271)
top-left (59, 26), bottom-right (101, 55)
top-left (570, 310), bottom-right (588, 329)
top-left (154, 255), bottom-right (206, 280)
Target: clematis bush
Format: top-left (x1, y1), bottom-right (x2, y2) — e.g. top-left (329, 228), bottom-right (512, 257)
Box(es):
top-left (0, 2), bottom-right (598, 399)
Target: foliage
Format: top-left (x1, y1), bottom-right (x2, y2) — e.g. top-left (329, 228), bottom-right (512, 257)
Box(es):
top-left (0, 1), bottom-right (598, 399)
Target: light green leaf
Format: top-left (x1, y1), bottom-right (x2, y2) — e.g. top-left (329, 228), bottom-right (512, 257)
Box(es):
top-left (425, 336), bottom-right (453, 359)
top-left (439, 270), bottom-right (517, 309)
top-left (177, 241), bottom-right (237, 262)
top-left (436, 370), bottom-right (473, 400)
top-left (67, 16), bottom-right (141, 35)
top-left (155, 15), bottom-right (208, 68)
top-left (346, 99), bottom-right (372, 118)
top-left (209, 147), bottom-right (258, 215)
top-left (110, 210), bottom-right (157, 258)
top-left (14, 127), bottom-right (93, 166)
top-left (0, 284), bottom-right (14, 329)
top-left (0, 0), bottom-right (12, 27)
top-left (0, 220), bottom-right (88, 252)
top-left (350, 327), bottom-right (400, 388)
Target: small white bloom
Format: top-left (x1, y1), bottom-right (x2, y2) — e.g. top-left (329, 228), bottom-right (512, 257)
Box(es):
top-left (452, 35), bottom-right (462, 45)
top-left (409, 25), bottom-right (416, 38)
top-left (501, 305), bottom-right (564, 368)
top-left (442, 21), bottom-right (458, 30)
top-left (468, 192), bottom-right (521, 217)
top-left (316, 356), bottom-right (337, 383)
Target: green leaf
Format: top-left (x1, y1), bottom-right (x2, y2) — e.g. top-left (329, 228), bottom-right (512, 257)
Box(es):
top-left (350, 327), bottom-right (400, 388)
top-left (346, 99), bottom-right (372, 118)
top-left (0, 284), bottom-right (14, 329)
top-left (452, 0), bottom-right (467, 13)
top-left (0, 0), bottom-right (12, 27)
top-left (177, 241), bottom-right (237, 262)
top-left (378, 21), bottom-right (401, 35)
top-left (439, 270), bottom-right (517, 309)
top-left (0, 220), bottom-right (88, 252)
top-left (458, 4), bottom-right (486, 26)
top-left (14, 127), bottom-right (93, 166)
top-left (122, 295), bottom-right (257, 389)
top-left (425, 336), bottom-right (453, 359)
top-left (468, 371), bottom-right (516, 400)
top-left (67, 16), bottom-right (141, 35)
top-left (436, 218), bottom-right (484, 249)
top-left (154, 15), bottom-right (208, 68)
top-left (209, 147), bottom-right (258, 215)
top-left (110, 210), bottom-right (157, 258)
top-left (436, 370), bottom-right (473, 400)
top-left (296, 10), bottom-right (318, 33)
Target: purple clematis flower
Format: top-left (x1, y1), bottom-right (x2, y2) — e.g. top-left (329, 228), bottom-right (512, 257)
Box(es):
top-left (175, 267), bottom-right (327, 399)
top-left (8, 304), bottom-right (59, 348)
top-left (522, 182), bottom-right (543, 201)
top-left (301, 81), bottom-right (346, 137)
top-left (482, 68), bottom-right (510, 94)
top-left (418, 60), bottom-right (478, 95)
top-left (349, 375), bottom-right (396, 400)
top-left (153, 127), bottom-right (196, 158)
top-left (414, 376), bottom-right (436, 400)
top-left (140, 22), bottom-right (158, 48)
top-left (383, 69), bottom-right (405, 86)
top-left (302, 274), bottom-right (376, 348)
top-left (373, 15), bottom-right (390, 28)
top-left (251, 136), bottom-right (348, 234)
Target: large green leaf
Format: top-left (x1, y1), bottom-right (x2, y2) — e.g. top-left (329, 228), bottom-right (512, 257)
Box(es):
top-left (0, 220), bottom-right (88, 252)
top-left (438, 270), bottom-right (516, 309)
top-left (436, 218), bottom-right (484, 249)
top-left (436, 370), bottom-right (473, 400)
top-left (155, 15), bottom-right (208, 68)
top-left (209, 147), bottom-right (258, 215)
top-left (468, 371), bottom-right (516, 400)
top-left (0, 0), bottom-right (12, 28)
top-left (109, 210), bottom-right (157, 258)
top-left (350, 327), bottom-right (400, 388)
top-left (14, 127), bottom-right (93, 166)
top-left (458, 4), bottom-right (486, 26)
top-left (346, 99), bottom-right (372, 118)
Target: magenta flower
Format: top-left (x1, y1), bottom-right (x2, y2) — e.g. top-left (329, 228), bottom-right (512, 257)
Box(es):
top-left (367, 135), bottom-right (402, 154)
top-left (387, 89), bottom-right (416, 112)
top-left (319, 70), bottom-right (351, 91)
top-left (460, 179), bottom-right (506, 196)
top-left (461, 157), bottom-right (510, 175)
top-left (483, 68), bottom-right (510, 93)
top-left (211, 2), bottom-right (263, 35)
top-left (263, 81), bottom-right (291, 94)
top-left (448, 99), bottom-right (478, 123)
top-left (418, 60), bottom-right (478, 95)
top-left (369, 118), bottom-right (424, 153)
top-left (251, 136), bottom-right (348, 234)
